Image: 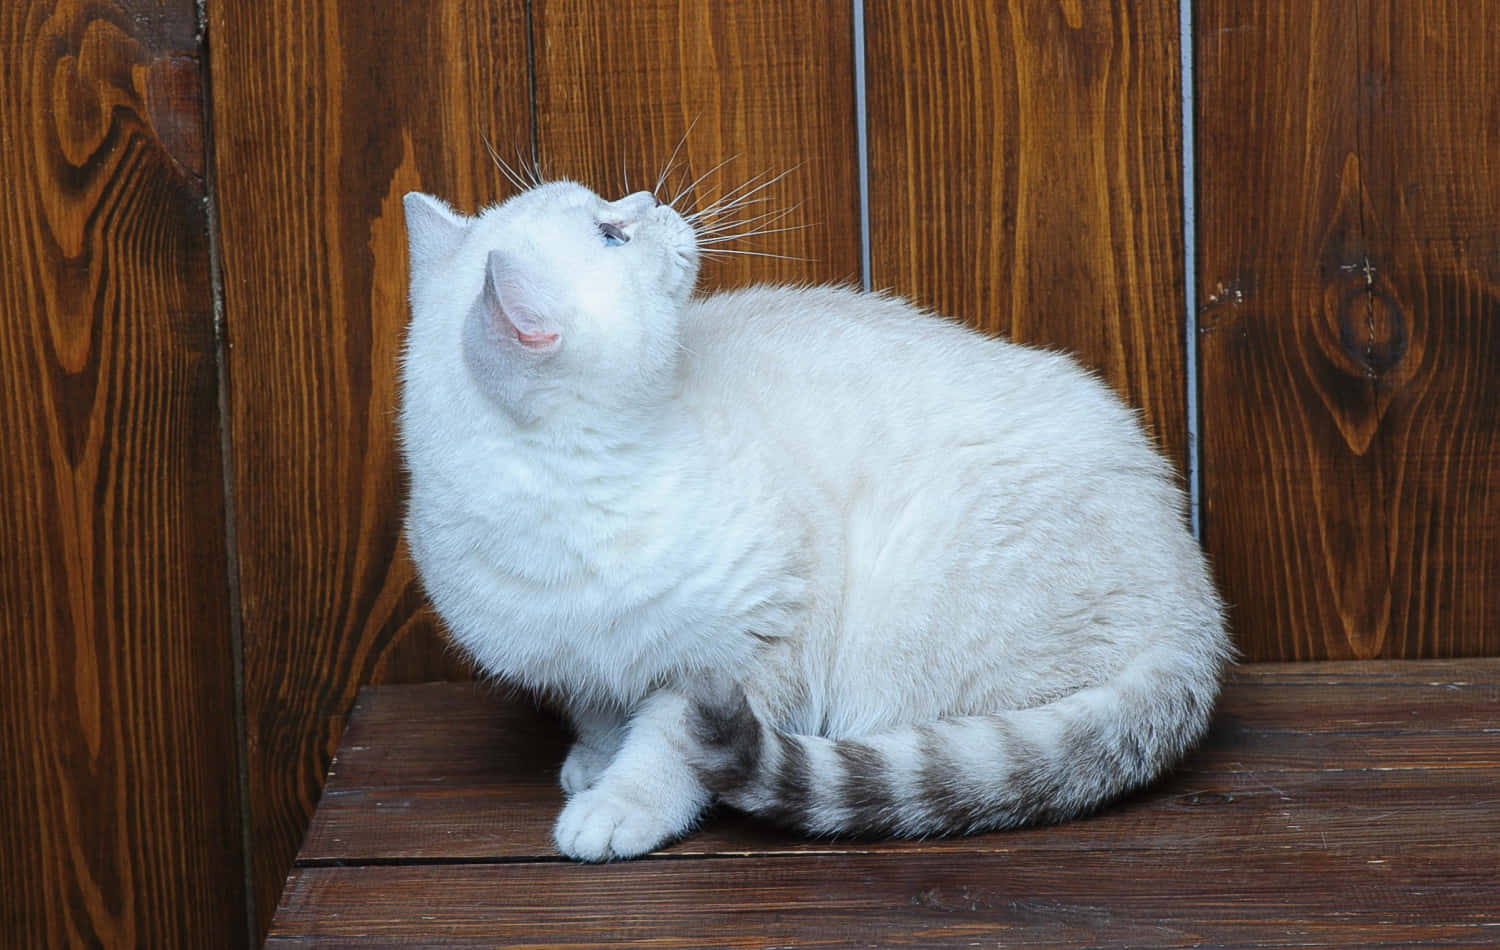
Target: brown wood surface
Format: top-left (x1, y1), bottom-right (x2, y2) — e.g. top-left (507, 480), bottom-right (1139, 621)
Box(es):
top-left (269, 661), bottom-right (1500, 947)
top-left (532, 0), bottom-right (862, 290)
top-left (866, 0), bottom-right (1188, 469)
top-left (1196, 2), bottom-right (1500, 660)
top-left (0, 1), bottom-right (244, 946)
top-left (206, 0), bottom-right (528, 935)
top-left (269, 855), bottom-right (1500, 949)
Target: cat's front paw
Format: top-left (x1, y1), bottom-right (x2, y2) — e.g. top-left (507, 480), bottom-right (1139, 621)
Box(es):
top-left (559, 741), bottom-right (613, 796)
top-left (553, 786), bottom-right (682, 862)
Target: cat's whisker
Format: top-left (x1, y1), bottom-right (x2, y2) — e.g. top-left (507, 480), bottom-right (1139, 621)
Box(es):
top-left (685, 174), bottom-right (772, 222)
top-left (699, 247), bottom-right (814, 263)
top-left (690, 166), bottom-right (782, 217)
top-left (698, 224), bottom-right (811, 246)
top-left (672, 154), bottom-right (741, 211)
top-left (693, 202), bottom-right (801, 237)
top-left (687, 198), bottom-right (782, 231)
top-left (687, 188), bottom-right (775, 219)
top-left (690, 166), bottom-right (801, 225)
top-left (655, 116), bottom-right (700, 198)
top-left (516, 142), bottom-right (545, 187)
top-left (483, 135), bottom-right (531, 193)
top-left (672, 162), bottom-right (699, 209)
top-left (694, 208), bottom-right (808, 247)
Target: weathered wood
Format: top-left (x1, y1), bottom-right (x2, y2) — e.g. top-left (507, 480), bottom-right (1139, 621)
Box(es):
top-left (531, 0), bottom-right (862, 291)
top-left (206, 0), bottom-right (527, 934)
top-left (1196, 1), bottom-right (1500, 660)
top-left (866, 0), bottom-right (1188, 469)
top-left (271, 661), bottom-right (1500, 946)
top-left (295, 666), bottom-right (1500, 863)
top-left (268, 854), bottom-right (1500, 949)
top-left (0, 1), bottom-right (244, 945)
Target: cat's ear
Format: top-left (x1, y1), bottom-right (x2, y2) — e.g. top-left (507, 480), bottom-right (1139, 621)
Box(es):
top-left (403, 192), bottom-right (468, 271)
top-left (484, 250), bottom-right (562, 352)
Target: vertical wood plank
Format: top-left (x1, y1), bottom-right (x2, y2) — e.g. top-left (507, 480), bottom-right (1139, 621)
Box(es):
top-left (207, 0), bottom-right (528, 936)
top-left (1196, 1), bottom-right (1500, 659)
top-left (531, 0), bottom-right (862, 290)
top-left (866, 1), bottom-right (1188, 469)
top-left (0, 1), bottom-right (244, 946)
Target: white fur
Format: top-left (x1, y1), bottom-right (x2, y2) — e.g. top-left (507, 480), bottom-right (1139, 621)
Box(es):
top-left (399, 181), bottom-right (1230, 861)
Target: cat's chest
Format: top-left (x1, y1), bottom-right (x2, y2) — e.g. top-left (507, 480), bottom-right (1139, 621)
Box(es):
top-left (410, 446), bottom-right (686, 588)
top-left (405, 442), bottom-right (800, 697)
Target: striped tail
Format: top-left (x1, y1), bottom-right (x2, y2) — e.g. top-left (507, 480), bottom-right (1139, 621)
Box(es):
top-left (685, 646), bottom-right (1225, 838)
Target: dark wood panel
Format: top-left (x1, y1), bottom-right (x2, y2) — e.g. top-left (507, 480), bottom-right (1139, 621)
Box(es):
top-left (206, 0), bottom-right (528, 936)
top-left (1196, 2), bottom-right (1500, 660)
top-left (531, 0), bottom-right (862, 290)
top-left (270, 661), bottom-right (1500, 946)
top-left (0, 1), bottom-right (243, 946)
top-left (300, 763), bottom-right (1500, 865)
top-left (295, 664), bottom-right (1500, 862)
top-left (269, 851), bottom-right (1500, 948)
top-left (866, 1), bottom-right (1188, 468)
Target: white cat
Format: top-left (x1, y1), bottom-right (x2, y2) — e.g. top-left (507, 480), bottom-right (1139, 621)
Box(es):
top-left (399, 178), bottom-right (1230, 862)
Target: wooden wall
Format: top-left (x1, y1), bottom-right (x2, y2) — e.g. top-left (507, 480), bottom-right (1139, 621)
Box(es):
top-left (2, 1), bottom-right (1496, 945)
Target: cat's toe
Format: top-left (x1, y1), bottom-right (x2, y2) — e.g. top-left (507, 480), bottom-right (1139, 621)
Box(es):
top-left (559, 744), bottom-right (610, 796)
top-left (553, 788), bottom-right (674, 862)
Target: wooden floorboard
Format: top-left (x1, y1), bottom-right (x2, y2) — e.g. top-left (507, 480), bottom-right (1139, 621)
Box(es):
top-left (270, 661), bottom-right (1500, 947)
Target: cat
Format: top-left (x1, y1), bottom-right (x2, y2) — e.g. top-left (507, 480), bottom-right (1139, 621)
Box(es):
top-left (398, 175), bottom-right (1230, 862)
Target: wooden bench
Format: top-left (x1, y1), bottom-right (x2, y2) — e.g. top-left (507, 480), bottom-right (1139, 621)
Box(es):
top-left (268, 659), bottom-right (1500, 947)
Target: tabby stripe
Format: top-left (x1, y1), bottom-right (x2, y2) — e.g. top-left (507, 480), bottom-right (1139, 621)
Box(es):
top-left (917, 723), bottom-right (993, 834)
top-left (766, 733), bottom-right (814, 826)
top-left (687, 686), bottom-right (764, 793)
top-left (998, 717), bottom-right (1069, 826)
top-left (835, 740), bottom-right (889, 833)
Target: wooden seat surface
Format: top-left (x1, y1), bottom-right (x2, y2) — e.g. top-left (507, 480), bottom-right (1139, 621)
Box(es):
top-left (267, 659), bottom-right (1500, 948)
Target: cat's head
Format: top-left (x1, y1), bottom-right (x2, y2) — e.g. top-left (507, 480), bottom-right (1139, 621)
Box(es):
top-left (402, 181), bottom-right (700, 426)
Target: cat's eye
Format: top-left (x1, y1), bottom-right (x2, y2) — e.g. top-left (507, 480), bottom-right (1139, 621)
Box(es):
top-left (599, 222), bottom-right (629, 247)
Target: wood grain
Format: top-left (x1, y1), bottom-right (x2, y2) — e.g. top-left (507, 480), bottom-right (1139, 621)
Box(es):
top-left (268, 662), bottom-right (1500, 947)
top-left (206, 0), bottom-right (528, 936)
top-left (866, 0), bottom-right (1188, 468)
top-left (0, 1), bottom-right (244, 946)
top-left (268, 854), bottom-right (1500, 949)
top-left (531, 0), bottom-right (862, 290)
top-left (293, 669), bottom-right (1500, 864)
top-left (1196, 2), bottom-right (1500, 660)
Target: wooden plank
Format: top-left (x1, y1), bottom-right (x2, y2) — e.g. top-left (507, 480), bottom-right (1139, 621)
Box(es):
top-left (205, 0), bottom-right (528, 935)
top-left (295, 662), bottom-right (1500, 863)
top-left (0, 1), bottom-right (244, 946)
top-left (297, 764), bottom-right (1500, 865)
top-left (268, 850), bottom-right (1500, 948)
top-left (865, 0), bottom-right (1188, 469)
top-left (531, 0), bottom-right (862, 291)
top-left (1196, 2), bottom-right (1500, 660)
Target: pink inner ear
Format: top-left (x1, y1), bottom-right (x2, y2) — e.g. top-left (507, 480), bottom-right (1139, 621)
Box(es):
top-left (485, 251), bottom-right (562, 351)
top-left (511, 324), bottom-right (558, 348)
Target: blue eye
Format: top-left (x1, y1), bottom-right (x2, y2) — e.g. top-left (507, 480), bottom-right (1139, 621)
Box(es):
top-left (600, 222), bottom-right (629, 246)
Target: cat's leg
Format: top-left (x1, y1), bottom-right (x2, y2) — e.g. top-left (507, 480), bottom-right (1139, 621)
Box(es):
top-left (553, 689), bottom-right (710, 861)
top-left (559, 704), bottom-right (627, 795)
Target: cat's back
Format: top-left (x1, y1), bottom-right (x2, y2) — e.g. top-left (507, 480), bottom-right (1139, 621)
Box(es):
top-left (677, 283), bottom-right (1150, 468)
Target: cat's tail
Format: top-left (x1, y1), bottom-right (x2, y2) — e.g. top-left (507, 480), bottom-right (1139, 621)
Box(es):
top-left (684, 642), bottom-right (1227, 838)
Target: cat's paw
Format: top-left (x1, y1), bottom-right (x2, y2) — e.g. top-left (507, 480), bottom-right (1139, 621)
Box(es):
top-left (559, 741), bottom-right (613, 796)
top-left (553, 786), bottom-right (681, 862)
